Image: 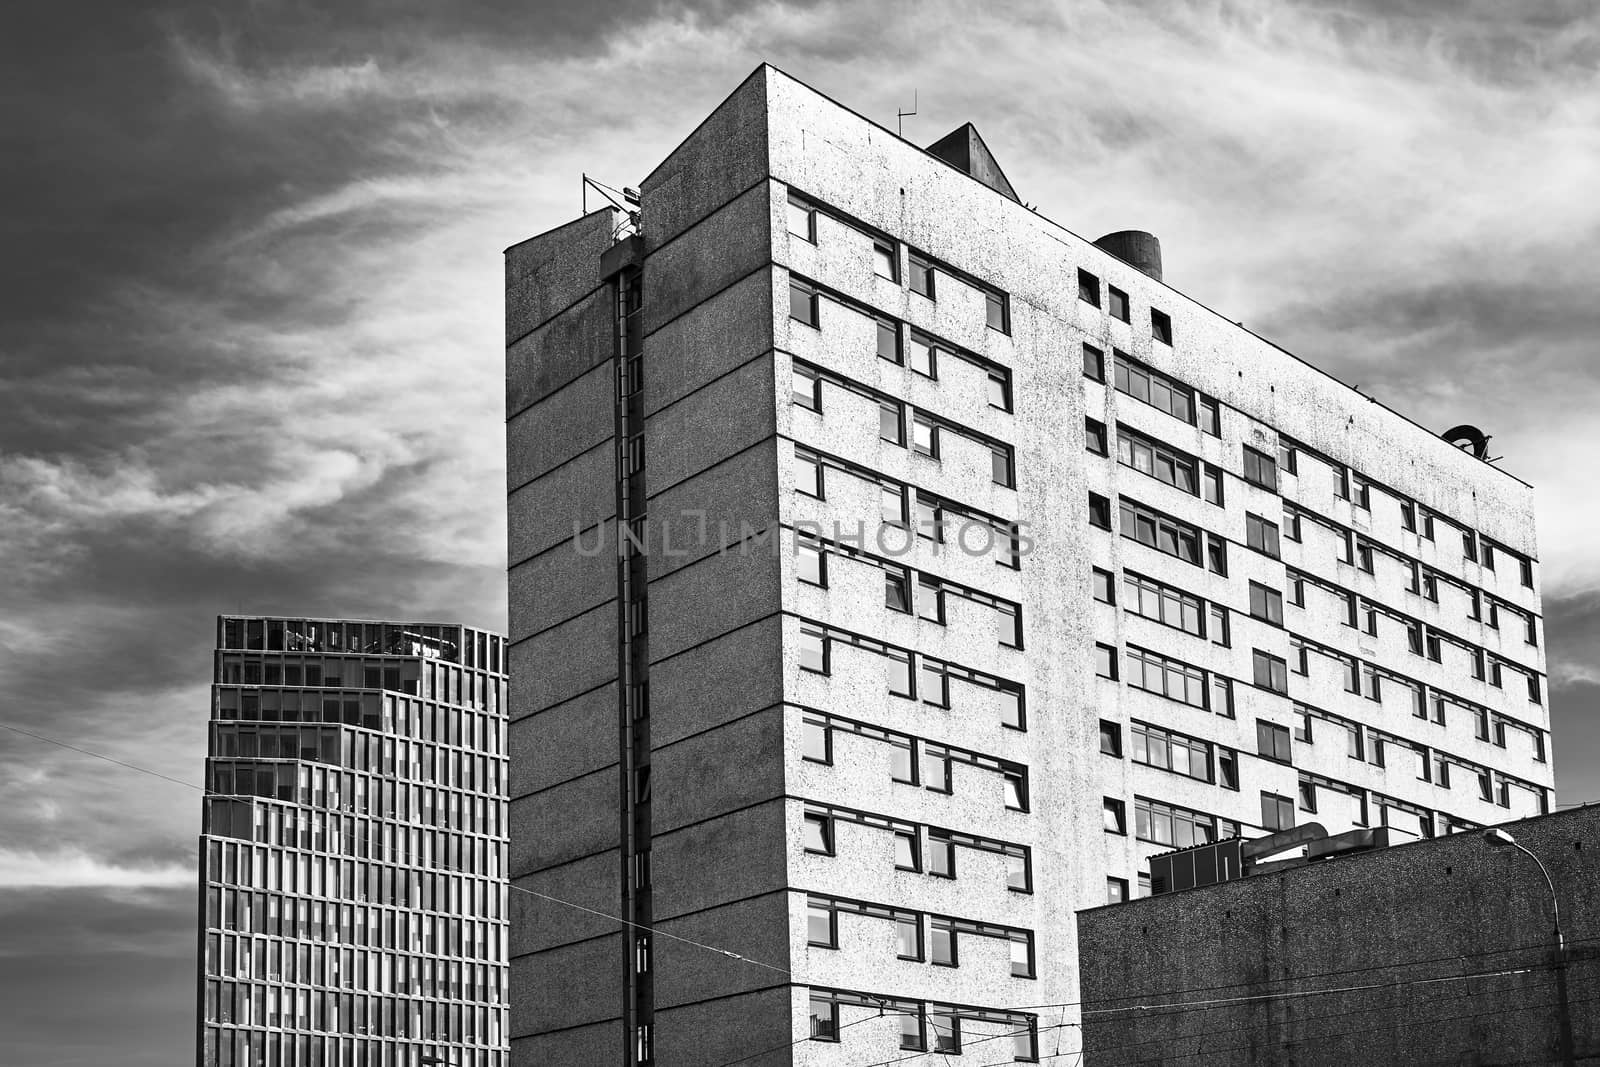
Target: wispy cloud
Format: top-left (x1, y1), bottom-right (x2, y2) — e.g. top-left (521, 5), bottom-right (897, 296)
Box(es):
top-left (0, 850), bottom-right (192, 890)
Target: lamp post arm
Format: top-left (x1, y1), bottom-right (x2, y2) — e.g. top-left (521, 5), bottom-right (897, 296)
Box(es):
top-left (1512, 840), bottom-right (1564, 955)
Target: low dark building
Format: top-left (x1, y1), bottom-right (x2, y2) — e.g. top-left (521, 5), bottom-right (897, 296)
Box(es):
top-left (1076, 806), bottom-right (1600, 1066)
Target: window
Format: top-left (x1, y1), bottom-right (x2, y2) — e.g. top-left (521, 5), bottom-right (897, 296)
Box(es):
top-left (796, 628), bottom-right (832, 677)
top-left (1090, 493), bottom-right (1113, 531)
top-left (1278, 441), bottom-right (1298, 476)
top-left (877, 318), bottom-right (902, 364)
top-left (809, 996), bottom-right (839, 1042)
top-left (1134, 721), bottom-right (1214, 783)
top-left (1136, 797), bottom-right (1218, 848)
top-left (1107, 877), bottom-right (1129, 904)
top-left (912, 414), bottom-right (939, 458)
top-left (789, 282), bottom-right (819, 326)
top-left (885, 571), bottom-right (911, 613)
top-left (1003, 767), bottom-right (1028, 811)
top-left (909, 331), bottom-right (936, 376)
top-left (1257, 721), bottom-right (1292, 763)
top-left (1114, 352), bottom-right (1194, 423)
top-left (1210, 603), bottom-right (1230, 646)
top-left (880, 401), bottom-right (905, 445)
top-left (1261, 792), bottom-right (1295, 831)
top-left (1108, 285), bottom-right (1130, 322)
top-left (1521, 556), bottom-right (1535, 588)
top-left (985, 290), bottom-right (1009, 333)
top-left (916, 580), bottom-right (945, 624)
top-left (1203, 466), bottom-right (1224, 507)
top-left (921, 661), bottom-right (949, 708)
top-left (1198, 395), bottom-right (1221, 436)
top-left (1078, 269), bottom-right (1101, 307)
top-left (1086, 418), bottom-right (1108, 456)
top-left (1208, 534), bottom-right (1228, 576)
top-left (1123, 572), bottom-right (1203, 636)
top-left (1126, 646), bottom-right (1209, 710)
top-left (894, 830), bottom-right (920, 871)
top-left (787, 195), bottom-right (815, 242)
top-left (1294, 709), bottom-right (1312, 742)
top-left (1246, 514), bottom-right (1281, 558)
top-left (1093, 567), bottom-right (1116, 604)
top-left (807, 901), bottom-right (836, 947)
top-left (1095, 643), bottom-right (1118, 679)
top-left (1219, 748), bottom-right (1239, 790)
top-left (1249, 582), bottom-right (1283, 625)
top-left (795, 452), bottom-right (822, 498)
top-left (802, 717), bottom-right (831, 763)
top-left (1242, 446), bottom-right (1277, 491)
top-left (1254, 650), bottom-right (1288, 694)
top-left (882, 484), bottom-right (906, 524)
top-left (797, 541), bottom-right (825, 587)
top-left (992, 445), bottom-right (1015, 488)
top-left (910, 253), bottom-right (936, 298)
top-left (896, 916), bottom-right (922, 961)
top-left (1103, 798), bottom-right (1127, 834)
top-left (803, 813), bottom-right (833, 854)
top-left (1083, 343), bottom-right (1106, 382)
top-left (1120, 500), bottom-right (1200, 565)
top-left (1463, 531), bottom-right (1477, 562)
top-left (1117, 427), bottom-right (1199, 495)
top-left (873, 240), bottom-right (898, 281)
top-left (921, 747), bottom-right (952, 793)
top-left (1010, 934), bottom-right (1035, 978)
top-left (792, 366), bottom-right (820, 410)
top-left (1007, 851), bottom-right (1031, 892)
top-left (928, 834), bottom-right (955, 877)
top-left (987, 370), bottom-right (1011, 411)
top-left (1299, 778), bottom-right (1318, 812)
top-left (1151, 308), bottom-right (1173, 345)
top-left (1100, 720), bottom-right (1122, 756)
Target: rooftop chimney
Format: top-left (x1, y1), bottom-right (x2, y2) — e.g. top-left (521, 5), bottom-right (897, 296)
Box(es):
top-left (1093, 230), bottom-right (1163, 282)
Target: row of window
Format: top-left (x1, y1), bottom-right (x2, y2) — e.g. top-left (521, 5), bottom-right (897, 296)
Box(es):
top-left (202, 1026), bottom-right (504, 1067)
top-left (806, 985), bottom-right (1038, 1060)
top-left (796, 532), bottom-right (1023, 647)
top-left (1102, 795), bottom-right (1243, 848)
top-left (210, 723), bottom-right (507, 788)
top-left (215, 688), bottom-right (505, 753)
top-left (207, 761), bottom-right (503, 838)
top-left (203, 931), bottom-right (504, 1005)
top-left (203, 978), bottom-right (502, 1042)
top-left (800, 802), bottom-right (1031, 892)
top-left (1085, 345), bottom-right (1220, 433)
top-left (801, 710), bottom-right (1027, 810)
top-left (806, 894), bottom-right (1034, 977)
top-left (219, 619), bottom-right (501, 673)
top-left (793, 445), bottom-right (1022, 568)
top-left (1088, 418), bottom-right (1225, 506)
top-left (787, 193), bottom-right (1011, 333)
top-left (1095, 642), bottom-right (1235, 719)
top-left (797, 620), bottom-right (1026, 729)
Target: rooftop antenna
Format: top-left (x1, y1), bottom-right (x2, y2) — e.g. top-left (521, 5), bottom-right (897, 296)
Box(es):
top-left (897, 89), bottom-right (918, 138)
top-left (582, 174), bottom-right (642, 240)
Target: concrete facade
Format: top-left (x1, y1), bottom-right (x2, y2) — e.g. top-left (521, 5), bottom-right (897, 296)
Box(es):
top-left (505, 65), bottom-right (1553, 1065)
top-left (1076, 806), bottom-right (1599, 1065)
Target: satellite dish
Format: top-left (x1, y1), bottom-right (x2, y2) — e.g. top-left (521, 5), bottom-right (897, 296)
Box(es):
top-left (1441, 424), bottom-right (1490, 459)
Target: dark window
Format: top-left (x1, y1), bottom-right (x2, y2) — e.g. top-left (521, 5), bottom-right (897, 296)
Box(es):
top-left (1253, 650), bottom-right (1288, 694)
top-left (1086, 418), bottom-right (1108, 456)
top-left (1256, 721), bottom-right (1292, 762)
top-left (1151, 309), bottom-right (1173, 345)
top-left (873, 240), bottom-right (898, 281)
top-left (1249, 582), bottom-right (1284, 625)
top-left (809, 997), bottom-right (839, 1041)
top-left (1246, 514), bottom-right (1281, 558)
top-left (910, 253), bottom-right (936, 298)
top-left (880, 401), bottom-right (905, 445)
top-left (789, 282), bottom-right (819, 326)
top-left (1119, 500), bottom-right (1201, 565)
top-left (885, 571), bottom-right (911, 613)
top-left (877, 318), bottom-right (902, 363)
top-left (1103, 798), bottom-right (1127, 834)
top-left (991, 445), bottom-right (1015, 488)
top-left (1207, 534), bottom-right (1228, 576)
top-left (1261, 792), bottom-right (1295, 831)
top-left (1093, 568), bottom-right (1116, 604)
top-left (1108, 285), bottom-right (1130, 322)
top-left (987, 370), bottom-right (1011, 411)
top-left (1242, 446), bottom-right (1278, 491)
top-left (1203, 466), bottom-right (1224, 506)
top-left (1090, 493), bottom-right (1112, 530)
top-left (1078, 269), bottom-right (1101, 307)
top-left (985, 290), bottom-right (1010, 333)
top-left (1083, 344), bottom-right (1106, 382)
top-left (1106, 877), bottom-right (1128, 903)
top-left (1114, 352), bottom-right (1194, 423)
top-left (1100, 720), bottom-right (1122, 756)
top-left (1095, 643), bottom-right (1118, 679)
top-left (1521, 556), bottom-right (1534, 588)
top-left (1118, 426), bottom-right (1199, 495)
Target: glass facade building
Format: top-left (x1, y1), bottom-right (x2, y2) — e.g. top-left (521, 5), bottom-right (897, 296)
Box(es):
top-left (198, 616), bottom-right (509, 1067)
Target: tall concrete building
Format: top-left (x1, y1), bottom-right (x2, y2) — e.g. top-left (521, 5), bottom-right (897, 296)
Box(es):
top-left (198, 616), bottom-right (509, 1067)
top-left (504, 65), bottom-right (1552, 1064)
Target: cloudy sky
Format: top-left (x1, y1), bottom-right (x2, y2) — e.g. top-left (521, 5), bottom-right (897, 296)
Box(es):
top-left (3, 0), bottom-right (1598, 1060)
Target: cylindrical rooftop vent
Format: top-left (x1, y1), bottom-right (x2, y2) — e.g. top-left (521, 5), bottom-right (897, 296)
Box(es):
top-left (1093, 230), bottom-right (1163, 282)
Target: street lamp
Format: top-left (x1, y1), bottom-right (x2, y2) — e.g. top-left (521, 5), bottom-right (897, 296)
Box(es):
top-left (1484, 827), bottom-right (1574, 1067)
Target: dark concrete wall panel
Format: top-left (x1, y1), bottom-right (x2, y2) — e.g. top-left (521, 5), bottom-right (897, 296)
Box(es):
top-left (652, 891), bottom-right (792, 1009)
top-left (508, 683), bottom-right (617, 792)
top-left (645, 545), bottom-right (781, 664)
top-left (648, 614), bottom-right (783, 749)
top-left (644, 439), bottom-right (779, 583)
top-left (640, 182), bottom-right (772, 339)
top-left (509, 767), bottom-right (617, 875)
top-left (507, 443), bottom-right (614, 566)
top-left (508, 601), bottom-right (615, 713)
top-left (510, 853), bottom-right (621, 956)
top-left (509, 934), bottom-right (624, 1036)
top-left (507, 286), bottom-right (613, 417)
top-left (651, 798), bottom-right (789, 919)
top-left (507, 522), bottom-right (616, 639)
top-left (645, 352), bottom-right (775, 498)
top-left (510, 1021), bottom-right (624, 1067)
top-left (643, 267), bottom-right (772, 417)
top-left (506, 361), bottom-right (614, 488)
top-left (652, 705), bottom-right (785, 835)
top-left (640, 68), bottom-right (768, 253)
top-left (654, 987), bottom-right (793, 1067)
top-left (506, 209), bottom-right (618, 344)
